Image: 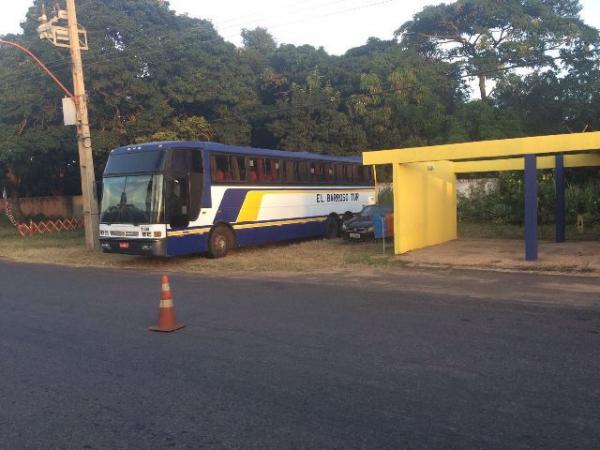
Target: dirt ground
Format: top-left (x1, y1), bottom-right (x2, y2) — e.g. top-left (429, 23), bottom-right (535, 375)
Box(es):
top-left (399, 239), bottom-right (600, 274)
top-left (1, 216), bottom-right (599, 276)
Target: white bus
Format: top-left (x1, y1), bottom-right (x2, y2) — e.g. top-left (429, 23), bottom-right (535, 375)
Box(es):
top-left (99, 141), bottom-right (376, 257)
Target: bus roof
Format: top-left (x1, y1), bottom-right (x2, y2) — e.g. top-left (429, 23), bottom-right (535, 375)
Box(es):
top-left (111, 141), bottom-right (363, 164)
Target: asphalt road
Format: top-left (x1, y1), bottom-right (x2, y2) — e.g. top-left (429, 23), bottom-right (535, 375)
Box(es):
top-left (0, 261), bottom-right (599, 450)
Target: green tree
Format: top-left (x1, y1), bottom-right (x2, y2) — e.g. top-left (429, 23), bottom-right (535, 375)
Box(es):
top-left (347, 49), bottom-right (465, 148)
top-left (141, 116), bottom-right (213, 142)
top-left (241, 27), bottom-right (277, 55)
top-left (397, 0), bottom-right (598, 99)
top-left (269, 69), bottom-right (367, 153)
top-left (448, 100), bottom-right (524, 142)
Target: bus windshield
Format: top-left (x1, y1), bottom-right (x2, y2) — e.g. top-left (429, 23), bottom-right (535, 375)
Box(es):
top-left (101, 174), bottom-right (165, 224)
top-left (104, 150), bottom-right (165, 175)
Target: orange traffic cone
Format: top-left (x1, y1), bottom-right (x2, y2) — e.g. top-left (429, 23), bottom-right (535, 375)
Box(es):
top-left (148, 275), bottom-right (186, 332)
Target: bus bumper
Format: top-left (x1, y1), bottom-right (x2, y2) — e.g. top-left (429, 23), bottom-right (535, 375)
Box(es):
top-left (99, 239), bottom-right (166, 256)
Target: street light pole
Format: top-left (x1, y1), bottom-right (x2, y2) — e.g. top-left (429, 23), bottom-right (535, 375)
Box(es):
top-left (65, 0), bottom-right (99, 250)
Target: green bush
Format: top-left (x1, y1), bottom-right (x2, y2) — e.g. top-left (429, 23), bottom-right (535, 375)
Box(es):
top-left (378, 187), bottom-right (393, 206)
top-left (458, 172), bottom-right (600, 225)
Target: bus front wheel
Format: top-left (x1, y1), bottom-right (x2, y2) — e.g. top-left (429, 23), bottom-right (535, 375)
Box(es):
top-left (208, 225), bottom-right (234, 258)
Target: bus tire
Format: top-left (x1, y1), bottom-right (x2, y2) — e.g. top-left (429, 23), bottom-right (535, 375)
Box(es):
top-left (325, 214), bottom-right (341, 239)
top-left (208, 225), bottom-right (234, 259)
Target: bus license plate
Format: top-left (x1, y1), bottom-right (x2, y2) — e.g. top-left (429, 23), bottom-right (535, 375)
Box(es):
top-left (349, 233), bottom-right (361, 239)
top-left (119, 242), bottom-right (130, 249)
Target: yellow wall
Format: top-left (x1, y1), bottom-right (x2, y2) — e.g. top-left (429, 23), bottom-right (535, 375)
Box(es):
top-left (393, 161), bottom-right (457, 254)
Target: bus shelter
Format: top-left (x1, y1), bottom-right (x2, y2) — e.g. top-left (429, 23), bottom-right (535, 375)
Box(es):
top-left (363, 132), bottom-right (600, 261)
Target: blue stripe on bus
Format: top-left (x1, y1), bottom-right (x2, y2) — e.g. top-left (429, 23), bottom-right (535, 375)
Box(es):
top-left (214, 189), bottom-right (249, 223)
top-left (167, 215), bottom-right (327, 237)
top-left (235, 220), bottom-right (325, 247)
top-left (165, 218), bottom-right (326, 257)
top-left (166, 232), bottom-right (209, 256)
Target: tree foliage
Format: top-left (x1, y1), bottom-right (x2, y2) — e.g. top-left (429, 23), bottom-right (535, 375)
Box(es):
top-left (397, 0), bottom-right (598, 99)
top-left (0, 0), bottom-right (598, 197)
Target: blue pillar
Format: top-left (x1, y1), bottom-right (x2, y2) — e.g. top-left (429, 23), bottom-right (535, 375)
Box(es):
top-left (555, 153), bottom-right (566, 243)
top-left (524, 154), bottom-right (538, 261)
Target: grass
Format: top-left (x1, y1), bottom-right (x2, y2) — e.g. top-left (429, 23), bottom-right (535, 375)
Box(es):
top-left (458, 221), bottom-right (600, 241)
top-left (1, 215), bottom-right (597, 274)
top-left (0, 216), bottom-right (398, 273)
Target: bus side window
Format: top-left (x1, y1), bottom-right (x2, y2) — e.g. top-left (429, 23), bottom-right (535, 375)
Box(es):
top-left (255, 158), bottom-right (265, 182)
top-left (211, 155), bottom-right (231, 181)
top-left (362, 166), bottom-right (372, 184)
top-left (230, 156), bottom-right (246, 182)
top-left (355, 165), bottom-right (363, 183)
top-left (167, 176), bottom-right (190, 228)
top-left (188, 150), bottom-right (203, 221)
top-left (171, 149), bottom-right (191, 173)
top-left (335, 164), bottom-right (344, 184)
top-left (323, 164), bottom-right (333, 184)
top-left (283, 160), bottom-right (296, 184)
top-left (191, 150), bottom-right (203, 173)
top-left (266, 159), bottom-right (280, 182)
top-left (351, 165), bottom-right (359, 182)
top-left (317, 164), bottom-right (325, 183)
top-left (358, 166), bottom-right (364, 183)
top-left (248, 158), bottom-right (258, 183)
top-left (310, 162), bottom-right (318, 183)
top-left (343, 165), bottom-right (352, 183)
top-left (298, 161), bottom-right (309, 183)
top-left (294, 161), bottom-right (301, 183)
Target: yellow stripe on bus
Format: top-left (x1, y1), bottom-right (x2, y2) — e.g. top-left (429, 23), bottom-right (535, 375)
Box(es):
top-left (233, 217), bottom-right (327, 230)
top-left (168, 217), bottom-right (327, 237)
top-left (235, 188), bottom-right (371, 223)
top-left (167, 227), bottom-right (211, 237)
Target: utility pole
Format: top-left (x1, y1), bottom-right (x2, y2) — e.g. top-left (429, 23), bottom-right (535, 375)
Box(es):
top-left (38, 1), bottom-right (99, 250)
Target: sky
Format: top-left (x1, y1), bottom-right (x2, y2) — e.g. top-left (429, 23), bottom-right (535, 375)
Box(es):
top-left (1, 0), bottom-right (600, 55)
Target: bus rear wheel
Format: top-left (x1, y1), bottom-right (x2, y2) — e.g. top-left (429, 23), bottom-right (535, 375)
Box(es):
top-left (325, 214), bottom-right (341, 239)
top-left (208, 225), bottom-right (234, 259)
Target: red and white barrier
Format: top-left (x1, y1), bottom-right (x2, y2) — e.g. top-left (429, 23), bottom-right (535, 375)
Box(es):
top-left (16, 218), bottom-right (84, 237)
